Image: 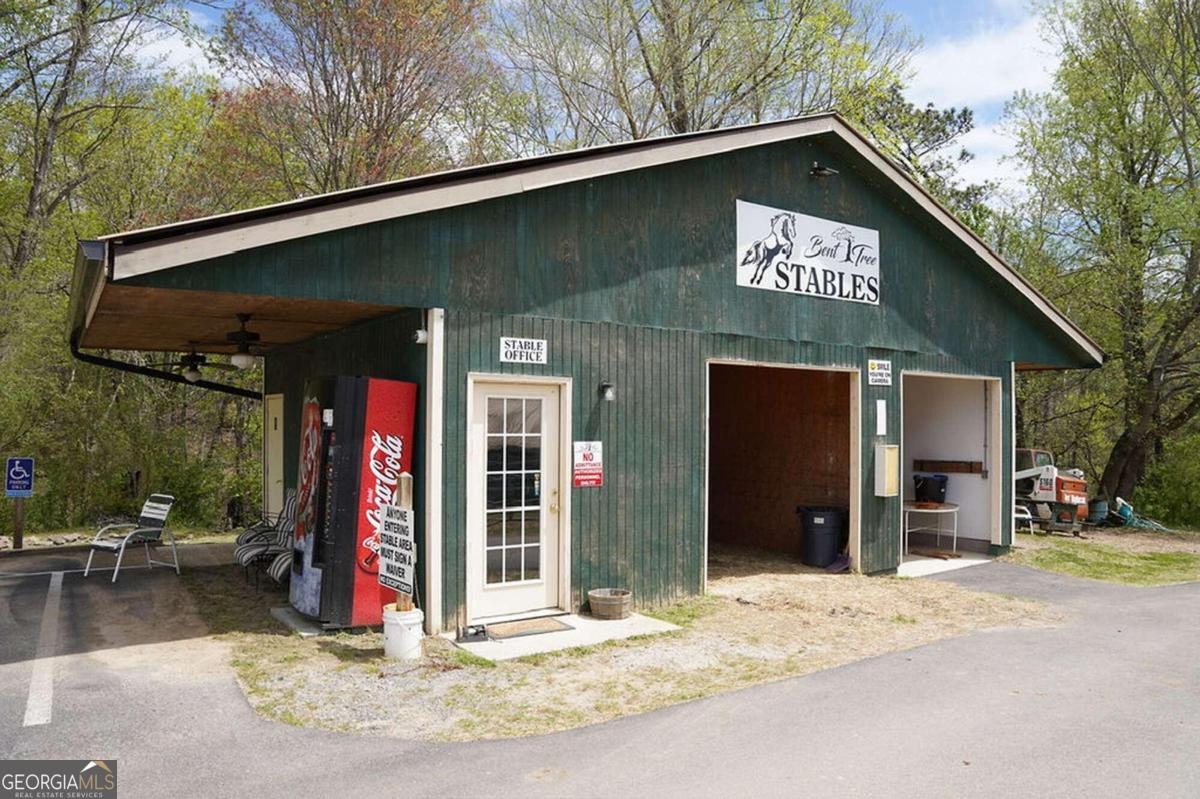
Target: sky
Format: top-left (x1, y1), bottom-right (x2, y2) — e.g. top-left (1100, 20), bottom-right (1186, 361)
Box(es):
top-left (890, 0), bottom-right (1059, 189)
top-left (158, 0), bottom-right (1058, 191)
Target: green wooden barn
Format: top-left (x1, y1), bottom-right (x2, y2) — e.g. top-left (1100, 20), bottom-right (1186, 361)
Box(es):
top-left (68, 113), bottom-right (1101, 633)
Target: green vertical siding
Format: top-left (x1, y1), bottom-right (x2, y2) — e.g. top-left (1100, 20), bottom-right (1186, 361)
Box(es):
top-left (440, 310), bottom-right (1013, 622)
top-left (127, 137), bottom-right (1093, 370)
top-left (117, 128), bottom-right (1055, 622)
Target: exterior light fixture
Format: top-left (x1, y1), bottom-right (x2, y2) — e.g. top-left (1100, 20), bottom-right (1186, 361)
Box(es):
top-left (810, 161), bottom-right (839, 177)
top-left (599, 381), bottom-right (615, 401)
top-left (413, 329), bottom-right (429, 344)
top-left (226, 313), bottom-right (260, 369)
top-left (182, 367), bottom-right (202, 383)
top-left (230, 347), bottom-right (255, 370)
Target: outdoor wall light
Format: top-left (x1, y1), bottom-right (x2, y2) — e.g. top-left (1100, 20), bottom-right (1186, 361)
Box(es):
top-left (413, 329), bottom-right (429, 345)
top-left (810, 161), bottom-right (839, 177)
top-left (599, 381), bottom-right (616, 402)
top-left (182, 367), bottom-right (202, 383)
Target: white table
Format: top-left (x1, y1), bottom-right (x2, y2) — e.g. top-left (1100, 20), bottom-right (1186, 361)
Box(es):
top-left (902, 501), bottom-right (959, 555)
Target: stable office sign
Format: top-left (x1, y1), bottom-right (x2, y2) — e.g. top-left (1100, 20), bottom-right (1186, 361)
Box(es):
top-left (736, 199), bottom-right (880, 305)
top-left (499, 337), bottom-right (547, 364)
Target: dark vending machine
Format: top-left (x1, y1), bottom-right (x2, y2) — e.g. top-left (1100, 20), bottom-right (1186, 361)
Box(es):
top-left (289, 376), bottom-right (418, 628)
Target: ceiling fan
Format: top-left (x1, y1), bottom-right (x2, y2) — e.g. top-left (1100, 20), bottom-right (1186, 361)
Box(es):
top-left (151, 345), bottom-right (238, 383)
top-left (225, 313), bottom-right (262, 369)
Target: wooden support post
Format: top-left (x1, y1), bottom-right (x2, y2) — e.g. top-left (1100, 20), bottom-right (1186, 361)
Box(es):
top-left (393, 473), bottom-right (415, 611)
top-left (13, 497), bottom-right (23, 550)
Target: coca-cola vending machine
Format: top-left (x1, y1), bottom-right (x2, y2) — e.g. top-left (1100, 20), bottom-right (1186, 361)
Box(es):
top-left (290, 376), bottom-right (417, 628)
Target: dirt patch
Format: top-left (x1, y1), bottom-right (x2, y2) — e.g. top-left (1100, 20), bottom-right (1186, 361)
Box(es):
top-left (189, 545), bottom-right (1056, 741)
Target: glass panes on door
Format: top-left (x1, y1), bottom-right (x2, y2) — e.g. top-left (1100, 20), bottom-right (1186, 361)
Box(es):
top-left (485, 397), bottom-right (542, 584)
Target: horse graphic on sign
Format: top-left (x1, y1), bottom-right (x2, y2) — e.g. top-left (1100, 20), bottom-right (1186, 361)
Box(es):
top-left (739, 211), bottom-right (796, 285)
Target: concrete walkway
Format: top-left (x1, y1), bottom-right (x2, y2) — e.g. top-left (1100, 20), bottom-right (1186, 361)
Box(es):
top-left (1, 549), bottom-right (1197, 798)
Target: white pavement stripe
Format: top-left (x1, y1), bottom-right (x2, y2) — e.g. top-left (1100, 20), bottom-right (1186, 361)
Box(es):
top-left (23, 571), bottom-right (63, 727)
top-left (0, 564), bottom-right (153, 580)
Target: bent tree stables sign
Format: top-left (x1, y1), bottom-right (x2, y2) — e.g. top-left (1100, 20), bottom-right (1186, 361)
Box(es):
top-left (736, 199), bottom-right (880, 305)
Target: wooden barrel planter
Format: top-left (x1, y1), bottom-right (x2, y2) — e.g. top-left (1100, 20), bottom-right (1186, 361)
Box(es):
top-left (588, 588), bottom-right (632, 620)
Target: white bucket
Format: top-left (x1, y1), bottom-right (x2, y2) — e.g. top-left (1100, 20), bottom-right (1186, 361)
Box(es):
top-left (383, 604), bottom-right (425, 660)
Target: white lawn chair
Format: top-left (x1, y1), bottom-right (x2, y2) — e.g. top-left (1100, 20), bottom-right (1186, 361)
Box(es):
top-left (84, 494), bottom-right (179, 583)
top-left (1014, 503), bottom-right (1035, 535)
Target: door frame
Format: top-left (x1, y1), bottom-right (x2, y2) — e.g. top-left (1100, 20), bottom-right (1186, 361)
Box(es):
top-left (262, 393), bottom-right (285, 517)
top-left (703, 359), bottom-right (863, 586)
top-left (464, 372), bottom-right (573, 623)
top-left (898, 370), bottom-right (1004, 561)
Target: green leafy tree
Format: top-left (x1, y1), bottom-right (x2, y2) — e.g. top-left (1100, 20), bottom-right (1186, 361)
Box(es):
top-left (1008, 0), bottom-right (1200, 508)
top-left (0, 2), bottom-right (264, 534)
top-left (859, 84), bottom-right (993, 228)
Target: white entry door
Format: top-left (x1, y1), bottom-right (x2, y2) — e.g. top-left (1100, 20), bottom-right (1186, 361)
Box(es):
top-left (467, 381), bottom-right (562, 621)
top-left (263, 393), bottom-right (285, 517)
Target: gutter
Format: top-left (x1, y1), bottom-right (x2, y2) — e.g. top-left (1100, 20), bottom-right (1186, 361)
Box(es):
top-left (70, 336), bottom-right (262, 401)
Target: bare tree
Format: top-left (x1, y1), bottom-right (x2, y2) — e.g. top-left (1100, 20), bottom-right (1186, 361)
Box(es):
top-left (492, 0), bottom-right (916, 152)
top-left (213, 0), bottom-right (488, 197)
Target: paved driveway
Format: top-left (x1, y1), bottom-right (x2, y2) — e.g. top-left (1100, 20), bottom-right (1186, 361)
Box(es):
top-left (1, 548), bottom-right (1198, 798)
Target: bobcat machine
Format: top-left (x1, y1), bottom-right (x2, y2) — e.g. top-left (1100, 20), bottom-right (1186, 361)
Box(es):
top-left (1015, 448), bottom-right (1089, 534)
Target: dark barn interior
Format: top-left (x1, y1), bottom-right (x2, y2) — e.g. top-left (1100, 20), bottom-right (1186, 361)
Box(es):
top-left (708, 364), bottom-right (851, 558)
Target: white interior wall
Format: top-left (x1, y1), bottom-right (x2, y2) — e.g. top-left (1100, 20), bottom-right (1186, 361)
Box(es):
top-left (902, 375), bottom-right (992, 541)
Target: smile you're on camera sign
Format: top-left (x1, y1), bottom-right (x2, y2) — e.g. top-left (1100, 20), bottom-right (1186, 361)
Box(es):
top-left (735, 199), bottom-right (880, 305)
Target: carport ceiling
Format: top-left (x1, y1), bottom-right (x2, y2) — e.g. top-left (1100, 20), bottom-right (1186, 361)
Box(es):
top-left (80, 284), bottom-right (396, 354)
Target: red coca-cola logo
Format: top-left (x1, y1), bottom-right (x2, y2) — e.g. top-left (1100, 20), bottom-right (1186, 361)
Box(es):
top-left (358, 430), bottom-right (403, 573)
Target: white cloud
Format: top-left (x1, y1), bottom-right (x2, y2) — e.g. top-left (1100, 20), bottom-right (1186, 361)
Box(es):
top-left (137, 11), bottom-right (217, 76)
top-left (954, 121), bottom-right (1020, 189)
top-left (908, 16), bottom-right (1057, 111)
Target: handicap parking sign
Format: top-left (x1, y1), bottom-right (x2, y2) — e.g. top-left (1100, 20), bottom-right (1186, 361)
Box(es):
top-left (6, 457), bottom-right (33, 498)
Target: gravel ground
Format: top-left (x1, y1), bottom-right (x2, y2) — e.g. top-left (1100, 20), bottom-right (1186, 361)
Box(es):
top-left (196, 545), bottom-right (1056, 741)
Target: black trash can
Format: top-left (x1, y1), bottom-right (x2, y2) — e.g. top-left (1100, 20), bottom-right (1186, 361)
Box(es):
top-left (913, 474), bottom-right (949, 503)
top-left (796, 506), bottom-right (846, 567)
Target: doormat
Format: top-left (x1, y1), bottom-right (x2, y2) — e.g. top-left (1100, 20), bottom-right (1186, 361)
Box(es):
top-left (486, 617), bottom-right (573, 640)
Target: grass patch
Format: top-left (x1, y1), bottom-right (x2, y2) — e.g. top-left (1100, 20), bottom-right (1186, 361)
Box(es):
top-left (451, 648), bottom-right (496, 669)
top-left (642, 594), bottom-right (725, 627)
top-left (1009, 537), bottom-right (1200, 586)
top-left (891, 614), bottom-right (918, 624)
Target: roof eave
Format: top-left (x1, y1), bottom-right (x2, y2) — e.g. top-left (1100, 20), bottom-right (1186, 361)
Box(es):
top-left (85, 112), bottom-right (1102, 368)
top-left (67, 239), bottom-right (108, 345)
